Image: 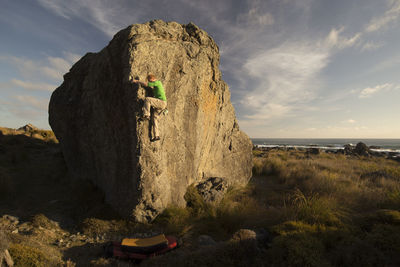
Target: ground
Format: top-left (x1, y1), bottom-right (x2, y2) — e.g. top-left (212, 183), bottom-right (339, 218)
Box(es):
top-left (1, 127), bottom-right (400, 266)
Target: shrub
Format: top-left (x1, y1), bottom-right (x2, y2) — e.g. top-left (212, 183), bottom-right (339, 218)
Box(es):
top-left (290, 189), bottom-right (346, 226)
top-left (154, 206), bottom-right (191, 235)
top-left (252, 156), bottom-right (288, 177)
top-left (380, 190), bottom-right (400, 210)
top-left (142, 238), bottom-right (263, 267)
top-left (9, 243), bottom-right (53, 267)
top-left (329, 236), bottom-right (386, 267)
top-left (184, 185), bottom-right (214, 217)
top-left (31, 214), bottom-right (59, 229)
top-left (252, 158), bottom-right (266, 176)
top-left (0, 228), bottom-right (9, 251)
top-left (268, 222), bottom-right (331, 267)
top-left (366, 224), bottom-right (400, 255)
top-left (80, 218), bottom-right (128, 237)
top-left (252, 149), bottom-right (264, 157)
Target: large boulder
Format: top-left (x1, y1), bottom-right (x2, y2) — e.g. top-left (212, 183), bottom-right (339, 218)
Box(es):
top-left (49, 20), bottom-right (252, 222)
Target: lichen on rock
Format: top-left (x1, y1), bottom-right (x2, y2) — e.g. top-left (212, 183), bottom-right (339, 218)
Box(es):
top-left (49, 20), bottom-right (252, 222)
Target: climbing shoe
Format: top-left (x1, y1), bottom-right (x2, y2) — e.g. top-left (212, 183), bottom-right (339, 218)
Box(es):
top-left (151, 136), bottom-right (160, 142)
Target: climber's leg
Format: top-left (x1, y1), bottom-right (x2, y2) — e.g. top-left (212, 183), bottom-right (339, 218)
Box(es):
top-left (143, 97), bottom-right (166, 118)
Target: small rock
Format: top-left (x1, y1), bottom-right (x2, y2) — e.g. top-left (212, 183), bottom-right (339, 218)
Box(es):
top-left (2, 215), bottom-right (19, 225)
top-left (231, 229), bottom-right (257, 242)
top-left (197, 235), bottom-right (217, 246)
top-left (307, 148), bottom-right (320, 155)
top-left (344, 144), bottom-right (353, 155)
top-left (11, 229), bottom-right (18, 234)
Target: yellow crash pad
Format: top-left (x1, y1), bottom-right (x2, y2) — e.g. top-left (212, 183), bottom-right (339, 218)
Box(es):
top-left (121, 234), bottom-right (168, 247)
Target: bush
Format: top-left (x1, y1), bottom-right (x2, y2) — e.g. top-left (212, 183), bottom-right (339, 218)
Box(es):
top-left (184, 185), bottom-right (214, 217)
top-left (31, 214), bottom-right (59, 229)
top-left (154, 206), bottom-right (191, 235)
top-left (290, 189), bottom-right (346, 226)
top-left (0, 228), bottom-right (9, 251)
top-left (252, 158), bottom-right (267, 176)
top-left (367, 224), bottom-right (400, 253)
top-left (380, 190), bottom-right (400, 210)
top-left (142, 238), bottom-right (263, 267)
top-left (329, 236), bottom-right (386, 267)
top-left (80, 218), bottom-right (128, 237)
top-left (268, 221), bottom-right (331, 267)
top-left (252, 157), bottom-right (288, 177)
top-left (9, 243), bottom-right (53, 267)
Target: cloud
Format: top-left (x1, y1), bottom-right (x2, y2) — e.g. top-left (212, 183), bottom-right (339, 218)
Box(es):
top-left (36, 0), bottom-right (138, 37)
top-left (0, 51), bottom-right (79, 128)
top-left (10, 79), bottom-right (56, 92)
top-left (0, 96), bottom-right (49, 125)
top-left (1, 52), bottom-right (80, 82)
top-left (237, 8), bottom-right (274, 27)
top-left (14, 95), bottom-right (49, 110)
top-left (359, 83), bottom-right (399, 98)
top-left (240, 41), bottom-right (330, 120)
top-left (365, 0), bottom-right (400, 32)
top-left (325, 27), bottom-right (361, 49)
top-left (343, 119), bottom-right (356, 124)
top-left (320, 1), bottom-right (400, 54)
top-left (366, 53), bottom-right (400, 74)
top-left (360, 41), bottom-right (385, 52)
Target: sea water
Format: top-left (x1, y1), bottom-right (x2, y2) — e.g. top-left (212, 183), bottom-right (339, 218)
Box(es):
top-left (251, 138), bottom-right (400, 154)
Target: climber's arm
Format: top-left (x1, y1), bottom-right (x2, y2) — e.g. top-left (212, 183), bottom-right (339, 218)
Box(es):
top-left (132, 79), bottom-right (148, 87)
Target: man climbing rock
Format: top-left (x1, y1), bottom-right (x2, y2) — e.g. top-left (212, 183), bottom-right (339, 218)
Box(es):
top-left (133, 74), bottom-right (167, 142)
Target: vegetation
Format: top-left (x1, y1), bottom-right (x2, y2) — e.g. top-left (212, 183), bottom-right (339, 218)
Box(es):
top-left (1, 126), bottom-right (400, 266)
top-left (150, 149), bottom-right (400, 266)
top-left (8, 243), bottom-right (54, 267)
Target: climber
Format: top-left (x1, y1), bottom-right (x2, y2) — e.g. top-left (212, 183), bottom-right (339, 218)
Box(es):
top-left (132, 74), bottom-right (167, 142)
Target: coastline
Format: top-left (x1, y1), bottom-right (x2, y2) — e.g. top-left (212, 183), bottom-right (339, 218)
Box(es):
top-left (251, 138), bottom-right (400, 156)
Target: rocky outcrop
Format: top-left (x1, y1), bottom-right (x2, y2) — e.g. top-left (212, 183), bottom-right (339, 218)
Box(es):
top-left (49, 20), bottom-right (252, 222)
top-left (354, 142), bottom-right (370, 156)
top-left (343, 142), bottom-right (371, 156)
top-left (17, 123), bottom-right (38, 132)
top-left (196, 177), bottom-right (228, 204)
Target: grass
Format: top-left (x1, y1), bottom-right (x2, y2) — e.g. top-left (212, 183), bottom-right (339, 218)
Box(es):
top-left (0, 227), bottom-right (9, 251)
top-left (152, 149), bottom-right (400, 266)
top-left (1, 127), bottom-right (400, 266)
top-left (8, 243), bottom-right (61, 267)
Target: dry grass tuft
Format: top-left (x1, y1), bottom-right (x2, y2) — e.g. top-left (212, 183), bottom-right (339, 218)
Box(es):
top-left (8, 243), bottom-right (56, 267)
top-left (0, 228), bottom-right (9, 251)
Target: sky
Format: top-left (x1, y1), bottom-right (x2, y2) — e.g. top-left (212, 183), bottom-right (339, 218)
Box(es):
top-left (1, 0), bottom-right (400, 138)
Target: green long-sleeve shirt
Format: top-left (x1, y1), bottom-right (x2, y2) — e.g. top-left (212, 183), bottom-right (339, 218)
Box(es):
top-left (148, 80), bottom-right (167, 101)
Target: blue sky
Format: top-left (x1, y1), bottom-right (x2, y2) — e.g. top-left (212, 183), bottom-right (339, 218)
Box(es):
top-left (1, 0), bottom-right (399, 138)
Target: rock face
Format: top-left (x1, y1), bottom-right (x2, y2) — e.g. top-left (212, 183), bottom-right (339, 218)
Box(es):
top-left (49, 20), bottom-right (253, 222)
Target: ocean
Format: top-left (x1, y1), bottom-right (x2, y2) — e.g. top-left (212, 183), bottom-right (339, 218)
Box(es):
top-left (251, 138), bottom-right (400, 154)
